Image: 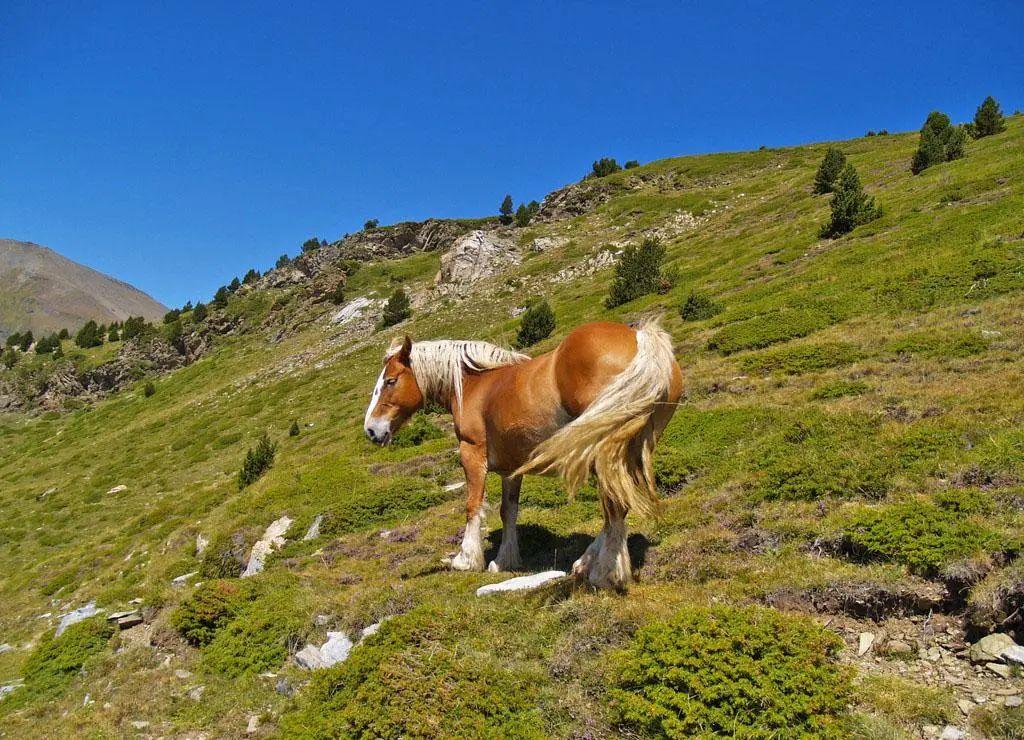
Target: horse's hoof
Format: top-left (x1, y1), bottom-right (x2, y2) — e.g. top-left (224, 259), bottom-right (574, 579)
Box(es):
top-left (451, 551), bottom-right (484, 571)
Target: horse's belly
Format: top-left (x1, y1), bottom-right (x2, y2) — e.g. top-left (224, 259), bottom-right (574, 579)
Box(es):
top-left (486, 409), bottom-right (568, 474)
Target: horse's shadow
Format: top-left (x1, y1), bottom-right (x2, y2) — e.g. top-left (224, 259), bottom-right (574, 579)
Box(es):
top-left (484, 523), bottom-right (652, 574)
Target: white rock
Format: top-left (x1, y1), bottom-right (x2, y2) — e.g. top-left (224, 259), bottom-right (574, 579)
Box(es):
top-left (529, 236), bottom-right (568, 252)
top-left (939, 726), bottom-right (965, 740)
top-left (294, 632), bottom-right (353, 670)
top-left (857, 632), bottom-right (876, 656)
top-left (957, 699), bottom-right (974, 715)
top-left (130, 720), bottom-right (150, 729)
top-left (56, 602), bottom-right (103, 636)
top-left (242, 516), bottom-right (293, 578)
top-left (332, 296), bottom-right (383, 325)
top-left (188, 685), bottom-right (205, 701)
top-left (476, 570), bottom-right (566, 596)
top-left (0, 683), bottom-right (22, 700)
top-left (1006, 695), bottom-right (1023, 708)
top-left (438, 230), bottom-right (519, 286)
top-left (443, 481), bottom-right (466, 493)
top-left (172, 571), bottom-right (198, 586)
top-left (1001, 644), bottom-right (1024, 665)
top-left (246, 715), bottom-right (260, 734)
top-left (174, 669), bottom-right (192, 679)
top-left (0, 644), bottom-right (12, 654)
top-left (107, 485), bottom-right (128, 494)
top-left (360, 619), bottom-right (388, 640)
top-left (195, 534), bottom-right (209, 556)
top-left (970, 633), bottom-right (1016, 663)
top-left (987, 661), bottom-right (1012, 678)
top-left (303, 515), bottom-right (323, 541)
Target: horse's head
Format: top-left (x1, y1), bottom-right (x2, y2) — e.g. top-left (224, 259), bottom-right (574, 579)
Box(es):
top-left (363, 336), bottom-right (424, 445)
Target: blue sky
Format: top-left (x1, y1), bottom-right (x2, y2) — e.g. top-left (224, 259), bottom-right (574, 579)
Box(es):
top-left (1, 1), bottom-right (1021, 307)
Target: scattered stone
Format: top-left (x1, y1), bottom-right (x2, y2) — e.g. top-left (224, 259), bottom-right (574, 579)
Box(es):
top-left (885, 639), bottom-right (914, 655)
top-left (107, 610), bottom-right (136, 621)
top-left (302, 515), bottom-right (323, 541)
top-left (957, 699), bottom-right (974, 715)
top-left (476, 570), bottom-right (566, 596)
top-left (246, 715), bottom-right (260, 734)
top-left (528, 236), bottom-right (568, 253)
top-left (242, 516), bottom-right (293, 577)
top-left (0, 644), bottom-right (12, 654)
top-left (551, 249), bottom-right (618, 283)
top-left (275, 677), bottom-right (296, 697)
top-left (314, 614), bottom-right (331, 627)
top-left (172, 571), bottom-right (198, 587)
top-left (0, 683), bottom-right (22, 700)
top-left (187, 685), bottom-right (205, 701)
top-left (195, 534), bottom-right (209, 556)
top-left (130, 720), bottom-right (150, 730)
top-left (986, 662), bottom-right (1013, 679)
top-left (939, 726), bottom-right (964, 740)
top-left (117, 614), bottom-right (144, 630)
top-left (107, 484), bottom-right (128, 494)
top-left (56, 602), bottom-right (103, 636)
top-left (361, 620), bottom-right (386, 640)
top-left (858, 632), bottom-right (876, 656)
top-left (970, 633), bottom-right (1017, 663)
top-left (1001, 644), bottom-right (1024, 665)
top-left (174, 669), bottom-right (192, 679)
top-left (443, 481), bottom-right (465, 493)
top-left (129, 597), bottom-right (143, 605)
top-left (1006, 695), bottom-right (1023, 708)
top-left (922, 725), bottom-right (939, 737)
top-left (295, 632), bottom-right (353, 670)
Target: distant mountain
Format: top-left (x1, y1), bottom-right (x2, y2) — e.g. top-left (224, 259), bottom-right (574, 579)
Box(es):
top-left (0, 239), bottom-right (168, 339)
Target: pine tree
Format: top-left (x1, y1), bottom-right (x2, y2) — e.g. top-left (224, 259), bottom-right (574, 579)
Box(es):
top-left (213, 286), bottom-right (230, 308)
top-left (121, 316), bottom-right (147, 341)
top-left (499, 195), bottom-right (514, 224)
top-left (327, 281), bottom-right (346, 305)
top-left (75, 321), bottom-right (103, 348)
top-left (819, 164), bottom-right (880, 238)
top-left (624, 160), bottom-right (640, 169)
top-left (2, 348), bottom-right (17, 369)
top-left (378, 288), bottom-right (412, 329)
top-left (302, 237), bottom-right (321, 252)
top-left (107, 324), bottom-right (120, 342)
top-left (243, 268), bottom-right (260, 284)
top-left (527, 200), bottom-right (540, 218)
top-left (18, 331), bottom-right (33, 352)
top-left (5, 333), bottom-right (20, 349)
top-left (591, 158), bottom-right (622, 178)
top-left (229, 277), bottom-right (241, 292)
top-left (605, 238), bottom-right (667, 308)
top-left (514, 203), bottom-right (531, 227)
top-left (289, 419), bottom-right (300, 437)
top-left (276, 254), bottom-right (291, 268)
top-left (58, 328), bottom-right (70, 340)
top-left (192, 302), bottom-right (208, 321)
top-left (972, 96), bottom-right (1006, 138)
top-left (912, 111), bottom-right (967, 174)
top-left (364, 219), bottom-right (379, 231)
top-left (515, 300), bottom-right (556, 349)
top-left (812, 147), bottom-right (846, 194)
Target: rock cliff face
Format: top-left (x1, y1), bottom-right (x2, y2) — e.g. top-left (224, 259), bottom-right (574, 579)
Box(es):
top-left (437, 230), bottom-right (520, 288)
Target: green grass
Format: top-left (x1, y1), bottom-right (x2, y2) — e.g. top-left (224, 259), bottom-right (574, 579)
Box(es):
top-left (2, 117), bottom-right (1024, 736)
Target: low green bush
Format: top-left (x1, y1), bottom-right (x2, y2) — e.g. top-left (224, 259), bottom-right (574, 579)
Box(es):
top-left (391, 413), bottom-right (445, 448)
top-left (171, 580), bottom-right (246, 646)
top-left (280, 606), bottom-right (546, 738)
top-left (12, 617), bottom-right (114, 706)
top-left (811, 379), bottom-right (870, 400)
top-left (708, 308), bottom-right (832, 354)
top-left (838, 497), bottom-right (1011, 576)
top-left (887, 331), bottom-right (988, 359)
top-left (679, 291), bottom-right (723, 321)
top-left (515, 300), bottom-right (556, 348)
top-left (320, 478), bottom-right (448, 536)
top-left (611, 605), bottom-right (850, 738)
top-left (742, 342), bottom-right (861, 375)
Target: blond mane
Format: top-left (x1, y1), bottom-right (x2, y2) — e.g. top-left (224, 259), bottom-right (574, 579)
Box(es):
top-left (387, 338), bottom-right (528, 407)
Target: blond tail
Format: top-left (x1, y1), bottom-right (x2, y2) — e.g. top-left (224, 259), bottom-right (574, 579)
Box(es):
top-left (515, 319), bottom-right (676, 518)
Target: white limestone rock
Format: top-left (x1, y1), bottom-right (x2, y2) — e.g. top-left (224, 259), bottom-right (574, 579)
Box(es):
top-left (242, 516), bottom-right (293, 578)
top-left (56, 602), bottom-right (103, 636)
top-left (476, 570), bottom-right (566, 596)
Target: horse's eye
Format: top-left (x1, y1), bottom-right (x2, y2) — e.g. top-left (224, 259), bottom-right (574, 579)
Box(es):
top-left (384, 378), bottom-right (398, 387)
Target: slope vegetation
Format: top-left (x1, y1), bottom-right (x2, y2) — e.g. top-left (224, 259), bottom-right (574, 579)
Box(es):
top-left (1, 118), bottom-right (1023, 737)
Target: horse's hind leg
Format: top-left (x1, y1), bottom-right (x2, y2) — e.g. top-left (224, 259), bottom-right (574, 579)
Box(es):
top-left (588, 497), bottom-right (632, 590)
top-left (488, 475), bottom-right (522, 572)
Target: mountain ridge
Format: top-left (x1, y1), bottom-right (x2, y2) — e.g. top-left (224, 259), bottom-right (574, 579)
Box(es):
top-left (0, 238), bottom-right (168, 339)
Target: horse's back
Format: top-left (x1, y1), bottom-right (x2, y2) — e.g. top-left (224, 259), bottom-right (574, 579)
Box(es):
top-left (552, 322), bottom-right (641, 417)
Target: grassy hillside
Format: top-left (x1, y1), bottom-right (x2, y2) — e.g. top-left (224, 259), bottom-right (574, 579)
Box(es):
top-left (2, 118), bottom-right (1023, 737)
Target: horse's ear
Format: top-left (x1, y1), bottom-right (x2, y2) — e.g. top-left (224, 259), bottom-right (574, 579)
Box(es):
top-left (397, 335), bottom-right (412, 364)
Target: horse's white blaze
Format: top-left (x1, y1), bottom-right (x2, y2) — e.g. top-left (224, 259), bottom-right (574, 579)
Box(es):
top-left (363, 369), bottom-right (389, 436)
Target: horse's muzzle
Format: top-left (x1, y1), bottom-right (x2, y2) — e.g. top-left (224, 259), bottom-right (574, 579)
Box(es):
top-left (365, 426), bottom-right (391, 445)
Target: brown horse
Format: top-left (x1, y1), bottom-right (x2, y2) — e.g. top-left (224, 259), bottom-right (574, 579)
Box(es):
top-left (363, 319), bottom-right (683, 590)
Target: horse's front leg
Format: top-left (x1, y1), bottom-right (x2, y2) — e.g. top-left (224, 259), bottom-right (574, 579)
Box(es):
top-left (488, 475), bottom-right (522, 572)
top-left (451, 441), bottom-right (488, 572)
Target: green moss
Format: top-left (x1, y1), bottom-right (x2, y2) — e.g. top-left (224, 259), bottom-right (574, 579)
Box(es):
top-left (742, 342), bottom-right (862, 375)
top-left (811, 379), bottom-right (870, 400)
top-left (837, 497), bottom-right (1012, 576)
top-left (281, 606), bottom-right (547, 739)
top-left (611, 605), bottom-right (851, 738)
top-left (709, 308), bottom-right (833, 354)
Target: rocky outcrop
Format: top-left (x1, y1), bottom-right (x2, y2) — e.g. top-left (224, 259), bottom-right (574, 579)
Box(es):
top-left (242, 516), bottom-right (293, 577)
top-left (534, 179), bottom-right (626, 222)
top-left (437, 230), bottom-right (519, 287)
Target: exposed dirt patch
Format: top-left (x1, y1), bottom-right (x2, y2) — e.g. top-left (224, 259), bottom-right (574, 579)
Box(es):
top-left (767, 579), bottom-right (949, 621)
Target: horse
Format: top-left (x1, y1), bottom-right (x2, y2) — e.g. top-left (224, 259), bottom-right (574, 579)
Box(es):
top-left (363, 319), bottom-right (683, 590)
